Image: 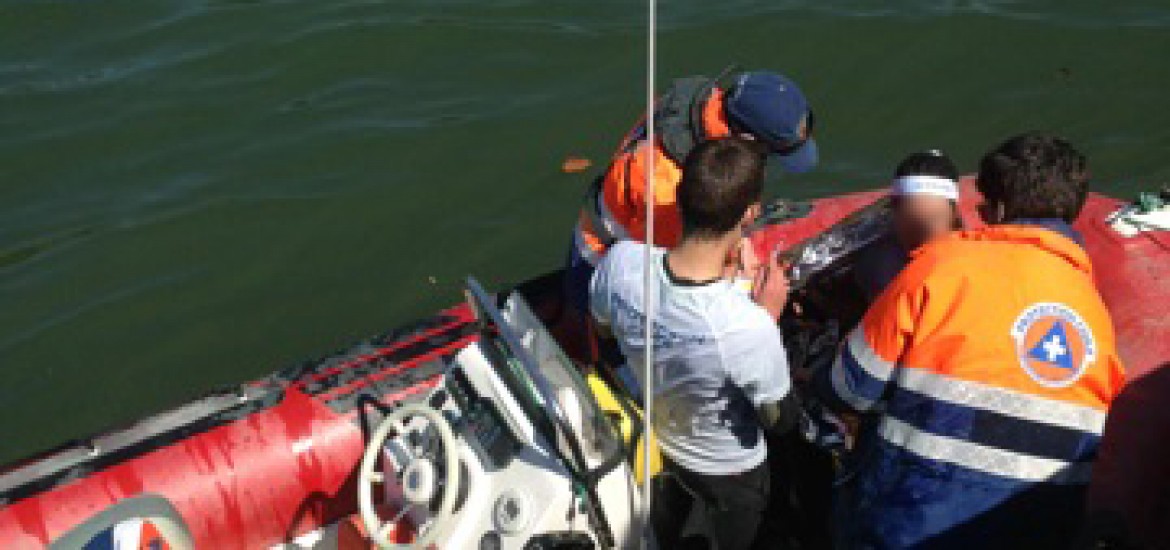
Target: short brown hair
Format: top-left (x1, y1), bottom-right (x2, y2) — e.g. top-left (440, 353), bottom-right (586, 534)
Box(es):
top-left (677, 137), bottom-right (767, 238)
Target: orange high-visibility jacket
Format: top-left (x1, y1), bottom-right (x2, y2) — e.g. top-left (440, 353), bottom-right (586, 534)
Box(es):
top-left (826, 222), bottom-right (1126, 546)
top-left (572, 82), bottom-right (732, 265)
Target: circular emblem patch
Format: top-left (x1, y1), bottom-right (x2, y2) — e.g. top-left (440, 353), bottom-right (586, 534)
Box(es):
top-left (1010, 303), bottom-right (1097, 388)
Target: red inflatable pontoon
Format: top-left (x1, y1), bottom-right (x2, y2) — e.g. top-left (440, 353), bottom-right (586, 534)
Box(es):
top-left (0, 180), bottom-right (1166, 549)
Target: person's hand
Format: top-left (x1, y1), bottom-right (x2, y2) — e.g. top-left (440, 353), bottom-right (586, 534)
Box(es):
top-left (840, 413), bottom-right (862, 448)
top-left (752, 250), bottom-right (790, 320)
top-left (723, 237), bottom-right (761, 280)
top-left (738, 237), bottom-right (761, 279)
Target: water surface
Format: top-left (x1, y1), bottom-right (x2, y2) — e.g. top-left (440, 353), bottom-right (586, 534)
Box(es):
top-left (1, 0), bottom-right (1167, 463)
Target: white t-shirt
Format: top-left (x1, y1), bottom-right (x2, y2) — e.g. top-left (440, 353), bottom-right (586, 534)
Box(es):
top-left (589, 241), bottom-right (792, 475)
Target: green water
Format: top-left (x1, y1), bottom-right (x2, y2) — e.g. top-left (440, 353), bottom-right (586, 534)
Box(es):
top-left (1, 1), bottom-right (1167, 464)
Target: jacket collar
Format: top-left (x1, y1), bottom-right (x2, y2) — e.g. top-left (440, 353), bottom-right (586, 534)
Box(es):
top-left (1009, 218), bottom-right (1085, 247)
top-left (957, 219), bottom-right (1093, 274)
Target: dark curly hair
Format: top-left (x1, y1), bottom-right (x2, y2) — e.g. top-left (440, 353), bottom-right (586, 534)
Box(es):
top-left (977, 133), bottom-right (1090, 223)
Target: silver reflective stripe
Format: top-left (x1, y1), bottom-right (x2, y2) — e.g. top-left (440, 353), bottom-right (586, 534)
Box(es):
top-left (846, 326), bottom-right (895, 380)
top-left (898, 367), bottom-right (1108, 435)
top-left (595, 193), bottom-right (632, 242)
top-left (573, 222), bottom-right (602, 266)
top-left (880, 417), bottom-right (1094, 484)
top-left (582, 189), bottom-right (632, 250)
top-left (577, 190), bottom-right (631, 267)
top-left (829, 327), bottom-right (895, 411)
top-left (583, 199), bottom-right (616, 246)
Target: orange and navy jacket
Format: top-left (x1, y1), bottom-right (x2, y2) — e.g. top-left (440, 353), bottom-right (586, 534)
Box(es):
top-left (823, 222), bottom-right (1126, 547)
top-left (572, 86), bottom-right (732, 265)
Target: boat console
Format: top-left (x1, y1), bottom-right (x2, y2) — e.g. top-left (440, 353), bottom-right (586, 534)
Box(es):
top-left (356, 279), bottom-right (646, 549)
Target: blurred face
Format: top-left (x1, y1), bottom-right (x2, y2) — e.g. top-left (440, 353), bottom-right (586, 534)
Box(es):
top-left (893, 194), bottom-right (956, 250)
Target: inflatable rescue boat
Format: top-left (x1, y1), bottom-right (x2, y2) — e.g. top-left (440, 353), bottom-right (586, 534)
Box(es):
top-left (1, 179), bottom-right (1167, 549)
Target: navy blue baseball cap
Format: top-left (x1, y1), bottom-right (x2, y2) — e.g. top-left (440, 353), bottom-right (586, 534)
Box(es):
top-left (724, 71), bottom-right (817, 173)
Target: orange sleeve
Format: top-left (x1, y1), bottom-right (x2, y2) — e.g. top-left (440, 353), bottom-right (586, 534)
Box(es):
top-left (822, 260), bottom-right (929, 411)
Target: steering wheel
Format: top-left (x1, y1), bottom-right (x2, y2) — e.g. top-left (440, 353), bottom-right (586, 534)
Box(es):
top-left (358, 403), bottom-right (462, 549)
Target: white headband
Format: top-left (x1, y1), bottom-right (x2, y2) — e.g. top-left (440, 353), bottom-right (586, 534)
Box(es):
top-left (891, 175), bottom-right (959, 200)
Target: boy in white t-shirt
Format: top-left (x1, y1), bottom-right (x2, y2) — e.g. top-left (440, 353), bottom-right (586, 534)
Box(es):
top-left (589, 137), bottom-right (798, 550)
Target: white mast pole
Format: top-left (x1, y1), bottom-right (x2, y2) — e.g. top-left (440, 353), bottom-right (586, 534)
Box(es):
top-left (640, 0), bottom-right (657, 546)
